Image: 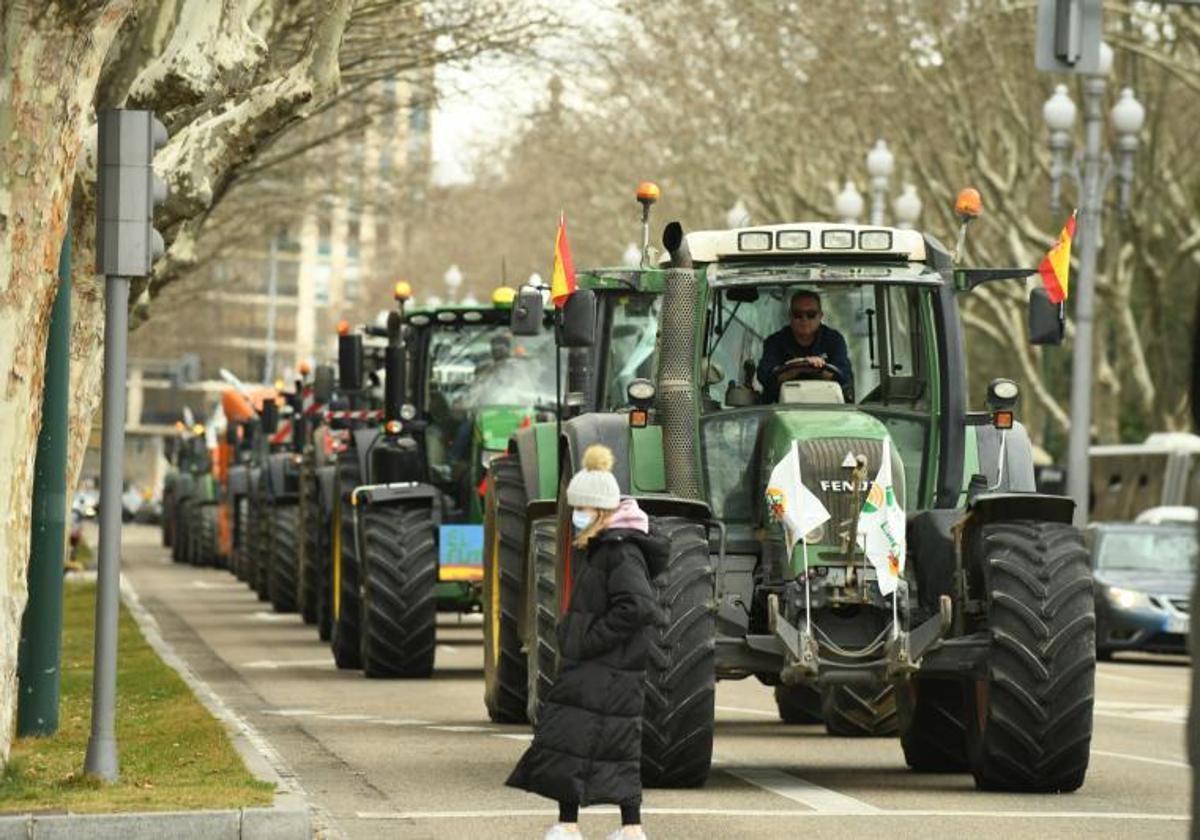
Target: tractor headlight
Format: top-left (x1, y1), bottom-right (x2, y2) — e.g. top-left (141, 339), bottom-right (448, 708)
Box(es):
top-left (399, 403), bottom-right (417, 421)
top-left (804, 523), bottom-right (826, 545)
top-left (480, 449), bottom-right (503, 469)
top-left (1106, 586), bottom-right (1152, 611)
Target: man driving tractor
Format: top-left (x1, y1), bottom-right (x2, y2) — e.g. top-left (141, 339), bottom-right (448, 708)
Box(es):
top-left (757, 289), bottom-right (854, 402)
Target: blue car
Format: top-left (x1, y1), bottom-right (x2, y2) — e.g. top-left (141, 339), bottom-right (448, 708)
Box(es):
top-left (1088, 522), bottom-right (1196, 659)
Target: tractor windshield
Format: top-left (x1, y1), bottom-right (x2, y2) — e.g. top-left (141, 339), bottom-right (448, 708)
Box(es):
top-left (426, 323), bottom-right (559, 411)
top-left (699, 278), bottom-right (939, 519)
top-left (600, 292), bottom-right (661, 410)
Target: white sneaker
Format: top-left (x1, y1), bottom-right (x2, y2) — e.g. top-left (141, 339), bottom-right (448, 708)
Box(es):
top-left (544, 825), bottom-right (583, 840)
top-left (606, 831), bottom-right (646, 840)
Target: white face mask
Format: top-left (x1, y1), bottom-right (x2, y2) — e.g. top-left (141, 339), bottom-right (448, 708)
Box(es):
top-left (571, 510), bottom-right (595, 531)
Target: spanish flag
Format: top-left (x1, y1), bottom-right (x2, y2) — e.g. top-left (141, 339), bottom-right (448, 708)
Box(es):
top-left (550, 213), bottom-right (576, 307)
top-left (1038, 211), bottom-right (1076, 304)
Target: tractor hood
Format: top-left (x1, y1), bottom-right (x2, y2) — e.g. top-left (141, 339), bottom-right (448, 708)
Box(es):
top-left (474, 405), bottom-right (532, 452)
top-left (760, 408), bottom-right (904, 545)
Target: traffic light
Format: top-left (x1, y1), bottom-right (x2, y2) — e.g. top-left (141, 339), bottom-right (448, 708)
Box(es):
top-left (1035, 0), bottom-right (1103, 74)
top-left (96, 110), bottom-right (168, 277)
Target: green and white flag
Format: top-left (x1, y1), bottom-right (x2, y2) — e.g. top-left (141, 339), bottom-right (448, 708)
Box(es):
top-left (858, 437), bottom-right (905, 596)
top-left (765, 442), bottom-right (831, 555)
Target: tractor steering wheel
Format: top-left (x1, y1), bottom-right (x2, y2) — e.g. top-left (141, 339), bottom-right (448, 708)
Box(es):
top-left (772, 357), bottom-right (843, 382)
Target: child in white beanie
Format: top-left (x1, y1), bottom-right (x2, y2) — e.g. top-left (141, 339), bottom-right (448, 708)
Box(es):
top-left (507, 444), bottom-right (665, 840)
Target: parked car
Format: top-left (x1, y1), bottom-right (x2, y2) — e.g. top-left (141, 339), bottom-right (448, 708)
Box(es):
top-left (1135, 505), bottom-right (1198, 526)
top-left (1088, 522), bottom-right (1197, 659)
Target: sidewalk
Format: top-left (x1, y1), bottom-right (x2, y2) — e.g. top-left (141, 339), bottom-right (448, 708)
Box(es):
top-left (0, 526), bottom-right (311, 839)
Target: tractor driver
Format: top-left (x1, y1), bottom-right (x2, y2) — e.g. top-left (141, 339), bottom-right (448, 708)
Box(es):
top-left (757, 289), bottom-right (854, 402)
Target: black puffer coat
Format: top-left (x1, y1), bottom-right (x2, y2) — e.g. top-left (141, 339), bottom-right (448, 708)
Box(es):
top-left (506, 526), bottom-right (668, 806)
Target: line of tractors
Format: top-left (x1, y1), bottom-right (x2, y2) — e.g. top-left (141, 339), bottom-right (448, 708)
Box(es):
top-left (162, 184), bottom-right (1098, 796)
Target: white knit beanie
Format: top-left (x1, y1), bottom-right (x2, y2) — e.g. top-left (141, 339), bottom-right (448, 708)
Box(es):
top-left (566, 445), bottom-right (621, 510)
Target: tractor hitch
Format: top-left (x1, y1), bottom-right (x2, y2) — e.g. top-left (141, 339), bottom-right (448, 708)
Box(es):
top-left (767, 593), bottom-right (819, 685)
top-left (885, 594), bottom-right (953, 679)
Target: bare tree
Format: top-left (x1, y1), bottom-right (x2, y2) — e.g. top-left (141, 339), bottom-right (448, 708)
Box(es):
top-left (0, 0), bottom-right (545, 763)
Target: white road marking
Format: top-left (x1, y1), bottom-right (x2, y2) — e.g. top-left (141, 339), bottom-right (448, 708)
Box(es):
top-left (190, 580), bottom-right (243, 589)
top-left (1096, 669), bottom-right (1184, 688)
top-left (428, 725), bottom-right (495, 733)
top-left (262, 708), bottom-right (321, 717)
top-left (251, 611), bottom-right (296, 622)
top-left (1092, 749), bottom-right (1189, 769)
top-left (492, 733), bottom-right (534, 741)
top-left (323, 714), bottom-right (378, 721)
top-left (242, 658), bottom-right (333, 670)
top-left (377, 719), bottom-right (432, 727)
top-left (1094, 708), bottom-right (1186, 725)
top-left (716, 704), bottom-right (777, 718)
top-left (354, 807), bottom-right (1187, 822)
top-left (724, 766), bottom-right (880, 813)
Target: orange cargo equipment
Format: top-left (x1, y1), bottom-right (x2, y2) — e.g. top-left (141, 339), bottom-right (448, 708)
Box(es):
top-left (216, 386), bottom-right (277, 558)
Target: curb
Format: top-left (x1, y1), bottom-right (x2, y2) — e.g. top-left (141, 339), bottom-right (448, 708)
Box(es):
top-left (0, 571), bottom-right (314, 839)
top-left (0, 807), bottom-right (309, 839)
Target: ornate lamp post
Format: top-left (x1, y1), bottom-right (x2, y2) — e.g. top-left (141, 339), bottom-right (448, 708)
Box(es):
top-left (892, 184), bottom-right (923, 230)
top-left (443, 263), bottom-right (463, 303)
top-left (865, 139), bottom-right (896, 225)
top-left (1042, 42), bottom-right (1146, 526)
top-left (834, 181), bottom-right (865, 225)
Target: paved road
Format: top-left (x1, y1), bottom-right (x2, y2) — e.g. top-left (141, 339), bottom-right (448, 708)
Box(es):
top-left (118, 525), bottom-right (1191, 839)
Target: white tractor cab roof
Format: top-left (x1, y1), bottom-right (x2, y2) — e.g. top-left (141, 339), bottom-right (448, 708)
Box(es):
top-left (668, 223), bottom-right (928, 265)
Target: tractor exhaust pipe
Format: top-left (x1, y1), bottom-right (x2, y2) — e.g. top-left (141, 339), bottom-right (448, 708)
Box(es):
top-left (384, 311), bottom-right (406, 423)
top-left (657, 221), bottom-right (701, 500)
top-left (663, 220), bottom-right (692, 269)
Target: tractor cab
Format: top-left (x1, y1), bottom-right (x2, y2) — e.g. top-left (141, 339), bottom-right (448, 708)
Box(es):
top-left (404, 292), bottom-right (559, 521)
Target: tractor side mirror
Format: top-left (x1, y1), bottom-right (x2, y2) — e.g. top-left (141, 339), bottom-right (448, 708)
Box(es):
top-left (313, 364), bottom-right (335, 404)
top-left (511, 286), bottom-right (545, 336)
top-left (261, 399), bottom-right (279, 435)
top-left (338, 333), bottom-right (364, 391)
top-left (558, 289), bottom-right (596, 348)
top-left (1028, 287), bottom-right (1063, 345)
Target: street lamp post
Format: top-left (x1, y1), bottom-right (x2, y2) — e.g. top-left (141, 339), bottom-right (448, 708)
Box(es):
top-left (892, 184), bottom-right (923, 230)
top-left (1044, 43), bottom-right (1146, 527)
top-left (834, 181), bottom-right (865, 225)
top-left (443, 264), bottom-right (463, 303)
top-left (865, 139), bottom-right (895, 226)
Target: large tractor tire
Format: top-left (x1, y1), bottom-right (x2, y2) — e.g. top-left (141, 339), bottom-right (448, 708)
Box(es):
top-left (360, 504), bottom-right (438, 678)
top-left (186, 502), bottom-right (204, 566)
top-left (252, 494), bottom-right (272, 601)
top-left (171, 501), bottom-right (189, 564)
top-left (525, 518), bottom-right (559, 725)
top-left (269, 505), bottom-right (300, 613)
top-left (774, 684), bottom-right (823, 724)
top-left (641, 517), bottom-right (715, 789)
top-left (821, 684), bottom-right (899, 737)
top-left (316, 509), bottom-right (333, 642)
top-left (233, 496), bottom-right (251, 582)
top-left (198, 505), bottom-right (219, 567)
top-left (298, 466), bottom-right (320, 625)
top-left (483, 456), bottom-right (529, 722)
top-left (966, 520), bottom-right (1094, 793)
top-left (330, 453), bottom-right (363, 670)
top-left (898, 677), bottom-right (969, 772)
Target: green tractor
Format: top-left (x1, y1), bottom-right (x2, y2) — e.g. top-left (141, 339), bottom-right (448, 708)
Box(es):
top-left (494, 202), bottom-right (1094, 793)
top-left (173, 425), bottom-right (220, 568)
top-left (328, 286), bottom-right (559, 678)
top-left (480, 273), bottom-right (663, 724)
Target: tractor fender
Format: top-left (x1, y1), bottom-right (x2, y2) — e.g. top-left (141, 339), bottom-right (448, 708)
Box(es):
top-left (267, 452), bottom-right (294, 501)
top-left (513, 425), bottom-right (541, 500)
top-left (973, 422), bottom-right (1037, 492)
top-left (227, 466), bottom-right (249, 499)
top-left (512, 424), bottom-right (561, 501)
top-left (560, 413), bottom-right (633, 494)
top-left (966, 491), bottom-right (1075, 527)
top-left (316, 465), bottom-right (338, 516)
top-left (353, 427), bottom-right (382, 487)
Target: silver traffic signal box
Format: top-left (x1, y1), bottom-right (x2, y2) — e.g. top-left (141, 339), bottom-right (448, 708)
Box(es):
top-left (96, 110), bottom-right (168, 278)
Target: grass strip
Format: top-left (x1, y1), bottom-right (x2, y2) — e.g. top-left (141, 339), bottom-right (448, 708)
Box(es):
top-left (0, 582), bottom-right (274, 813)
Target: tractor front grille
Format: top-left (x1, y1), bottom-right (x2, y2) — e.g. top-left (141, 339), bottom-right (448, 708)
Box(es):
top-left (788, 437), bottom-right (906, 539)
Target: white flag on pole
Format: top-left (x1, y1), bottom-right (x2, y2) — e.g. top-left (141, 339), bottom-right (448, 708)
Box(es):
top-left (765, 442), bottom-right (831, 554)
top-left (858, 437), bottom-right (906, 595)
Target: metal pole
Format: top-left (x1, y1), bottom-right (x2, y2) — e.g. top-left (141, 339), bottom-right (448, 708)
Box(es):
top-left (1065, 73), bottom-right (1107, 528)
top-left (264, 233), bottom-right (278, 383)
top-left (870, 178), bottom-right (887, 226)
top-left (17, 226), bottom-right (71, 736)
top-left (83, 274), bottom-right (130, 781)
